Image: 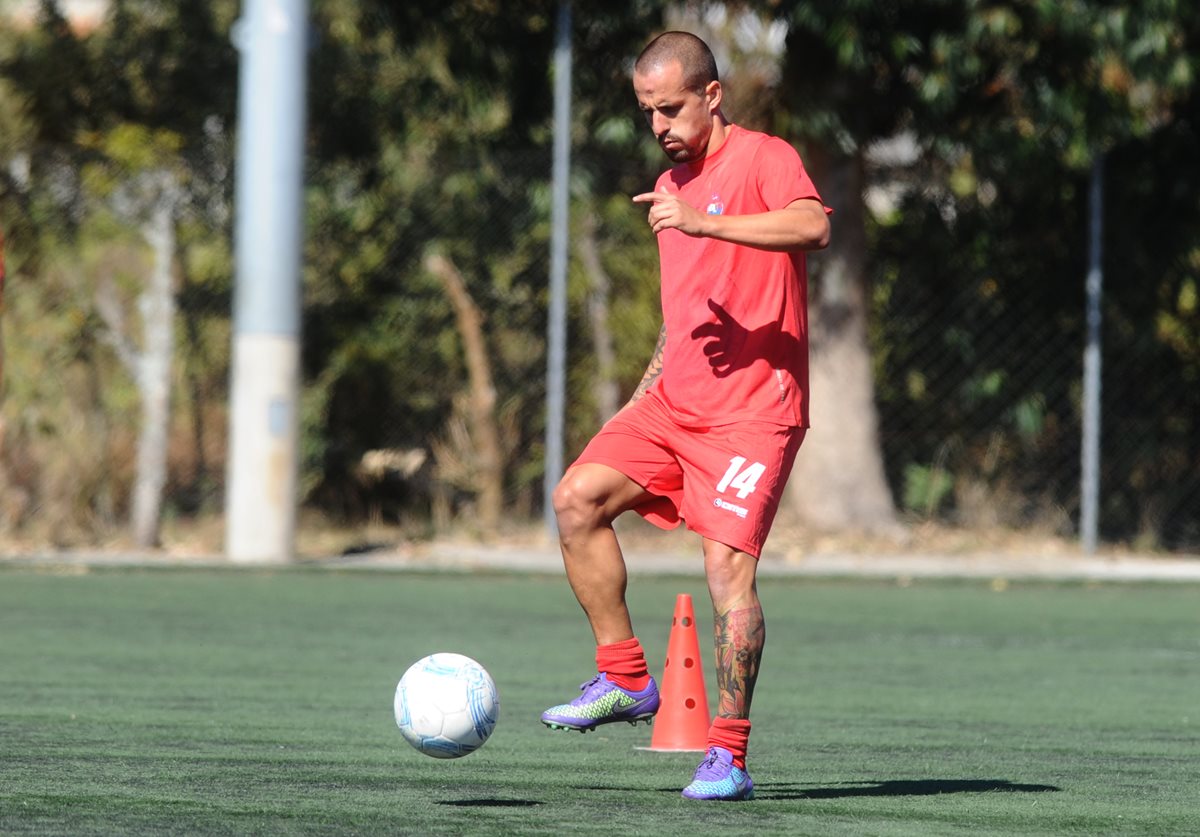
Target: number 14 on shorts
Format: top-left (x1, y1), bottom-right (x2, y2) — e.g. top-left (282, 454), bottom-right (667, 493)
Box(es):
top-left (716, 456), bottom-right (766, 499)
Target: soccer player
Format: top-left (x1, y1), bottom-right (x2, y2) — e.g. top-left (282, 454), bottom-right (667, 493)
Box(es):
top-left (540, 31), bottom-right (831, 801)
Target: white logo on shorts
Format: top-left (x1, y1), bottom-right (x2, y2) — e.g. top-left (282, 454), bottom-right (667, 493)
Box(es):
top-left (713, 497), bottom-right (749, 519)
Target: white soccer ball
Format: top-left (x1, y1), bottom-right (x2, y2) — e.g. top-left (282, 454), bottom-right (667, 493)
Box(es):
top-left (393, 652), bottom-right (500, 759)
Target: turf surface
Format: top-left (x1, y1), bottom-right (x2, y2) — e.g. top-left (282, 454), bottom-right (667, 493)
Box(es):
top-left (1, 565), bottom-right (1197, 835)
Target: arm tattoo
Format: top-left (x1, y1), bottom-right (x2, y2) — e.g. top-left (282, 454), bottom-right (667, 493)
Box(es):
top-left (713, 604), bottom-right (765, 719)
top-left (630, 324), bottom-right (666, 403)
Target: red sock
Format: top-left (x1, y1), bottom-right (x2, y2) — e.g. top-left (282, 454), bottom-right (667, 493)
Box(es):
top-left (709, 717), bottom-right (751, 768)
top-left (596, 637), bottom-right (651, 691)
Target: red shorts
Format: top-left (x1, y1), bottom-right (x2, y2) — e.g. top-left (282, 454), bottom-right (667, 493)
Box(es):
top-left (573, 391), bottom-right (805, 558)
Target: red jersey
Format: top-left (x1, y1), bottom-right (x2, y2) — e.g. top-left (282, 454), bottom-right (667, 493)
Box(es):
top-left (649, 124), bottom-right (824, 428)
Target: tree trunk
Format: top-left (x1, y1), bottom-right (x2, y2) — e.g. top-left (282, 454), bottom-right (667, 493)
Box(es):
top-left (0, 227), bottom-right (5, 403)
top-left (130, 175), bottom-right (181, 548)
top-left (0, 227), bottom-right (6, 460)
top-left (576, 207), bottom-right (620, 423)
top-left (786, 147), bottom-right (899, 533)
top-left (424, 252), bottom-right (503, 530)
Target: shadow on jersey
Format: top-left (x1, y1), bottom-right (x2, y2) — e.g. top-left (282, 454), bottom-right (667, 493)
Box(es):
top-left (690, 298), bottom-right (803, 378)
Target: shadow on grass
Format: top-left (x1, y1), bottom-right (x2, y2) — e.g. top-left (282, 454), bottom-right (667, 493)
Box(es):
top-left (438, 799), bottom-right (542, 807)
top-left (754, 778), bottom-right (1061, 801)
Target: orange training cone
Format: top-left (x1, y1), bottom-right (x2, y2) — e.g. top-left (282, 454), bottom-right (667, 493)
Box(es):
top-left (646, 593), bottom-right (710, 751)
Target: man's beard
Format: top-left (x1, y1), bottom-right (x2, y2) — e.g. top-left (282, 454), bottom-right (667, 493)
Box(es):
top-left (660, 134), bottom-right (701, 163)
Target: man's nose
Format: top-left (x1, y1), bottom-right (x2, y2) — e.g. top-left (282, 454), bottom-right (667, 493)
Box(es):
top-left (651, 112), bottom-right (670, 137)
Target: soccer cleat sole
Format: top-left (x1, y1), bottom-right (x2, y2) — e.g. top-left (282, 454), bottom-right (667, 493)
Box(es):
top-left (541, 714), bottom-right (655, 733)
top-left (682, 786), bottom-right (755, 802)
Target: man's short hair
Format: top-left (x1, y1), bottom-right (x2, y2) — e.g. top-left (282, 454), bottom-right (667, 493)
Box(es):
top-left (635, 31), bottom-right (719, 91)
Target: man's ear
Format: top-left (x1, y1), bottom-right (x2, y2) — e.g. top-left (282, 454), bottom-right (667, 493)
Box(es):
top-left (705, 80), bottom-right (723, 113)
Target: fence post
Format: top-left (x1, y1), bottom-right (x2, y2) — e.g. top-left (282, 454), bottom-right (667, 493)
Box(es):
top-left (1081, 155), bottom-right (1104, 554)
top-left (543, 0), bottom-right (572, 537)
top-left (225, 0), bottom-right (309, 563)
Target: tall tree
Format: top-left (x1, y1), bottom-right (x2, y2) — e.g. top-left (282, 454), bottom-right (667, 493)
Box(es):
top-left (878, 0), bottom-right (1199, 544)
top-left (301, 0), bottom-right (564, 526)
top-left (0, 0), bottom-right (237, 542)
top-left (300, 1), bottom-right (664, 527)
top-left (771, 1), bottom-right (941, 533)
top-left (771, 0), bottom-right (1197, 535)
top-left (86, 133), bottom-right (186, 547)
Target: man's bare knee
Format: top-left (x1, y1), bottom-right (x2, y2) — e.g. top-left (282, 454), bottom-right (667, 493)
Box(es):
top-left (553, 471), bottom-right (607, 538)
top-left (554, 464), bottom-right (651, 546)
top-left (703, 541), bottom-right (758, 606)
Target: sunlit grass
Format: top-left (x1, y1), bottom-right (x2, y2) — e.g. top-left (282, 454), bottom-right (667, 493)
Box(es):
top-left (1, 567), bottom-right (1197, 835)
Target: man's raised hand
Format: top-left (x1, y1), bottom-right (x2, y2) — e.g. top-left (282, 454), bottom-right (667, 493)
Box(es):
top-left (632, 185), bottom-right (707, 237)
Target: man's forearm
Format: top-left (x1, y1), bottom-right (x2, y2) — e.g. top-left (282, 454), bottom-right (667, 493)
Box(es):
top-left (699, 201), bottom-right (830, 252)
top-left (630, 325), bottom-right (666, 403)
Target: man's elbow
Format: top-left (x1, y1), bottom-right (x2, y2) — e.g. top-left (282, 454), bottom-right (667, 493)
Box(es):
top-left (810, 218), bottom-right (831, 250)
top-left (801, 215), bottom-right (830, 251)
top-left (787, 202), bottom-right (830, 251)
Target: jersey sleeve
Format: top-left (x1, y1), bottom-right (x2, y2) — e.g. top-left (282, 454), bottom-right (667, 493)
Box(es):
top-left (754, 137), bottom-right (828, 212)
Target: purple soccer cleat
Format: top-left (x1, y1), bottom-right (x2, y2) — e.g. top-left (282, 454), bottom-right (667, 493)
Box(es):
top-left (681, 746), bottom-right (755, 801)
top-left (540, 673), bottom-right (660, 732)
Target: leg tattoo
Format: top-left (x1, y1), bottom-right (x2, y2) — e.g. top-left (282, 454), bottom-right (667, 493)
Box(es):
top-left (713, 604), bottom-right (765, 718)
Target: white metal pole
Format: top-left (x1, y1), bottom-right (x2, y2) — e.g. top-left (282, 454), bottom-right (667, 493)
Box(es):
top-left (544, 0), bottom-right (572, 536)
top-left (1081, 155), bottom-right (1104, 554)
top-left (225, 0), bottom-right (308, 563)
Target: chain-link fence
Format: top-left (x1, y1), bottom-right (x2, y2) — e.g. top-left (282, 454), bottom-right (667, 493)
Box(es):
top-left (860, 133), bottom-right (1200, 551)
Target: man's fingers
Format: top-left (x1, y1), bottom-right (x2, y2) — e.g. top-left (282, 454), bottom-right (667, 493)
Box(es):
top-left (632, 191), bottom-right (671, 203)
top-left (706, 298), bottom-right (734, 322)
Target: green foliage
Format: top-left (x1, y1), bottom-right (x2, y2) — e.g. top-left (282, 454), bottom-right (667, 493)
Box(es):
top-left (775, 0), bottom-right (1200, 545)
top-left (0, 1), bottom-right (1196, 546)
top-left (902, 462), bottom-right (954, 515)
top-left (0, 0), bottom-right (238, 535)
top-left (778, 0), bottom-right (1199, 163)
top-left (298, 0), bottom-right (665, 519)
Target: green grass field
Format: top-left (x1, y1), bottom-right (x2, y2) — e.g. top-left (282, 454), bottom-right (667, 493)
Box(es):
top-left (1, 565), bottom-right (1197, 835)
